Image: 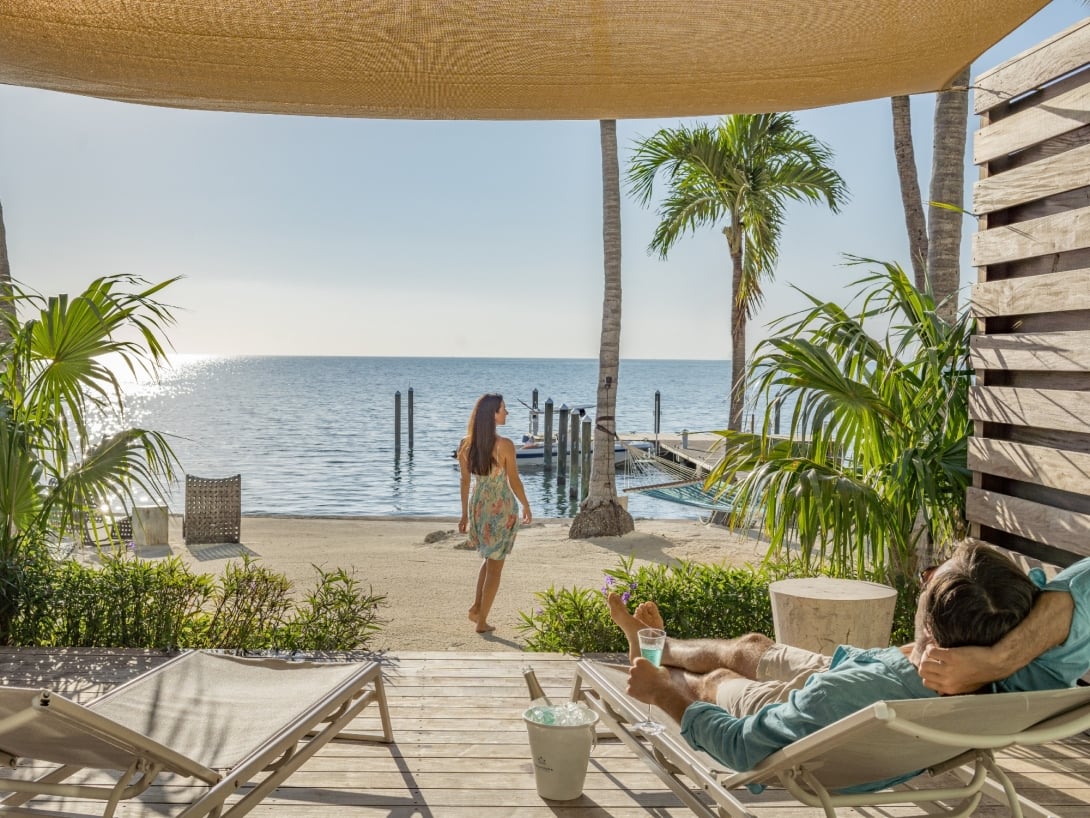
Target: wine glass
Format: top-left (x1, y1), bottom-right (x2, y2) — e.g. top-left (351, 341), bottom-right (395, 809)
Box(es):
top-left (633, 627), bottom-right (666, 736)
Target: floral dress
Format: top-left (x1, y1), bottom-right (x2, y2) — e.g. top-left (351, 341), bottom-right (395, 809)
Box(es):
top-left (468, 470), bottom-right (519, 559)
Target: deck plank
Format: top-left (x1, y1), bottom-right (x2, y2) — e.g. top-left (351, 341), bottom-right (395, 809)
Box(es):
top-left (0, 649), bottom-right (1088, 816)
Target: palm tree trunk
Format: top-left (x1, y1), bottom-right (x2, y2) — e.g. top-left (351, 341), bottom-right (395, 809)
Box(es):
top-left (890, 96), bottom-right (929, 289)
top-left (926, 67), bottom-right (970, 324)
top-left (0, 199), bottom-right (13, 347)
top-left (570, 120), bottom-right (634, 539)
top-left (727, 228), bottom-right (746, 431)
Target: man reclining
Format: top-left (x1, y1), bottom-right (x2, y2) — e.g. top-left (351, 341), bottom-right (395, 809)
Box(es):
top-left (607, 542), bottom-right (1036, 787)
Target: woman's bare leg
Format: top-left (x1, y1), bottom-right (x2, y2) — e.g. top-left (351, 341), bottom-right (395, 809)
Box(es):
top-left (474, 558), bottom-right (505, 633)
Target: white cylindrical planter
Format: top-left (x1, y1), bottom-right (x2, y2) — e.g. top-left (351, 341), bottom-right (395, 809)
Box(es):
top-left (133, 505), bottom-right (169, 546)
top-left (769, 577), bottom-right (897, 655)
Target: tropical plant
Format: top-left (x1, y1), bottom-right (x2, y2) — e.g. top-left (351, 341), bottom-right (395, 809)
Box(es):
top-left (570, 119), bottom-right (634, 538)
top-left (0, 274), bottom-right (180, 641)
top-left (627, 114), bottom-right (848, 430)
top-left (705, 259), bottom-right (974, 581)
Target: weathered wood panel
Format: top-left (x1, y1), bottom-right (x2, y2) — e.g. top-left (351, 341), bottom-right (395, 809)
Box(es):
top-left (970, 331), bottom-right (1090, 371)
top-left (974, 142), bottom-right (1090, 214)
top-left (966, 488), bottom-right (1090, 558)
top-left (975, 17), bottom-right (1090, 114)
top-left (968, 437), bottom-right (1090, 496)
top-left (975, 81), bottom-right (1090, 163)
top-left (969, 386), bottom-right (1090, 434)
top-left (972, 204), bottom-right (1090, 266)
top-left (971, 268), bottom-right (1090, 316)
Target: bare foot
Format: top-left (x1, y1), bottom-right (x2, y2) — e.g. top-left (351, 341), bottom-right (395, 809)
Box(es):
top-left (607, 592), bottom-right (649, 662)
top-left (634, 600), bottom-right (665, 630)
top-left (468, 607), bottom-right (479, 623)
top-left (476, 623), bottom-right (496, 634)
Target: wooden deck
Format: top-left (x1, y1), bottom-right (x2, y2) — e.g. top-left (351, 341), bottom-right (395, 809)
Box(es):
top-left (1, 648), bottom-right (1089, 817)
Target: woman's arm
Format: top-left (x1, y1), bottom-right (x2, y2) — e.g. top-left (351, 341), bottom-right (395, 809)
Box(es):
top-left (499, 438), bottom-right (532, 524)
top-left (919, 589), bottom-right (1074, 694)
top-left (457, 442), bottom-right (471, 533)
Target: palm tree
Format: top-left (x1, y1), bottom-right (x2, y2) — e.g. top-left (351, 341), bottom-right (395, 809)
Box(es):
top-left (570, 120), bottom-right (634, 538)
top-left (0, 200), bottom-right (13, 346)
top-left (889, 68), bottom-right (970, 322)
top-left (627, 114), bottom-right (848, 430)
top-left (0, 274), bottom-right (181, 641)
top-left (706, 259), bottom-right (974, 581)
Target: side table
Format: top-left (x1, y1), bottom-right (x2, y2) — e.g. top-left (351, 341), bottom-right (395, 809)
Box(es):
top-left (769, 577), bottom-right (897, 655)
top-left (133, 505), bottom-right (169, 546)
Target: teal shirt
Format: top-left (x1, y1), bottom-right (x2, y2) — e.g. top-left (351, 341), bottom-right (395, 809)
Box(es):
top-left (1000, 557), bottom-right (1090, 692)
top-left (679, 645), bottom-right (936, 792)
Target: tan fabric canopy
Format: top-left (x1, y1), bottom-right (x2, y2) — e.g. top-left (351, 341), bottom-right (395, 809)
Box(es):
top-left (0, 1), bottom-right (1048, 119)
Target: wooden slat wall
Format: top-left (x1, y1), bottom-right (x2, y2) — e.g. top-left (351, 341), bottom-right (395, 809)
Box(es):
top-left (970, 17), bottom-right (1090, 567)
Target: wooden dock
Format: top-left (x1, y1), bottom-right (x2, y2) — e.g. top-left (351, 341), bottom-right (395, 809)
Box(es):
top-left (1, 648), bottom-right (1088, 816)
top-left (620, 432), bottom-right (726, 474)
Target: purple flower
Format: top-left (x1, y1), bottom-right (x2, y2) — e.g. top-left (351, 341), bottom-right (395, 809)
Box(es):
top-left (621, 591), bottom-right (631, 604)
top-left (629, 581), bottom-right (638, 590)
top-left (604, 576), bottom-right (615, 586)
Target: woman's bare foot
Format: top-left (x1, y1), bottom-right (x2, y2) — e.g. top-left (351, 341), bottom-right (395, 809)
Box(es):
top-left (475, 622), bottom-right (496, 634)
top-left (468, 607), bottom-right (479, 623)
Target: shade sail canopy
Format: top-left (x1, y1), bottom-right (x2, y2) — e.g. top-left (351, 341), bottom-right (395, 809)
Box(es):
top-left (0, 1), bottom-right (1048, 119)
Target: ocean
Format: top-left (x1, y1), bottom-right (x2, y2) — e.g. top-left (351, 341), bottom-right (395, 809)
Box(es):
top-left (114, 356), bottom-right (741, 519)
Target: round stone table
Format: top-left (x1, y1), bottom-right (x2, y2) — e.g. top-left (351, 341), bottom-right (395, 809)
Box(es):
top-left (769, 577), bottom-right (898, 656)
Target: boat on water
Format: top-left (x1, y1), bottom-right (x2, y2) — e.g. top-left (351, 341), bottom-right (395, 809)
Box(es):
top-left (450, 400), bottom-right (653, 467)
top-left (513, 435), bottom-right (652, 466)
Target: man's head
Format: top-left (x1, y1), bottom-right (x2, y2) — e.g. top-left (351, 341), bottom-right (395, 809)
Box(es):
top-left (915, 542), bottom-right (1038, 649)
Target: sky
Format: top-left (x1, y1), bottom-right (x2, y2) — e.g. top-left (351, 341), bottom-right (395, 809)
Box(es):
top-left (0, 2), bottom-right (1085, 362)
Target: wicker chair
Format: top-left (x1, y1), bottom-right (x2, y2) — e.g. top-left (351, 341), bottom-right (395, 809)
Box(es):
top-left (183, 474), bottom-right (242, 545)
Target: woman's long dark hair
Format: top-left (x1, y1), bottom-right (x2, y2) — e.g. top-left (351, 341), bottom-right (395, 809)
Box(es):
top-left (463, 393), bottom-right (503, 476)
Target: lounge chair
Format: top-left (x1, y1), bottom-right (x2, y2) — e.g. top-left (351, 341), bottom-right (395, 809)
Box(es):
top-left (572, 658), bottom-right (1090, 818)
top-left (0, 650), bottom-right (393, 817)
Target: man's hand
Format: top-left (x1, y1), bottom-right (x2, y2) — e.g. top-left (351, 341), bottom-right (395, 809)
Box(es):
top-left (626, 658), bottom-right (694, 724)
top-left (919, 645), bottom-right (1001, 695)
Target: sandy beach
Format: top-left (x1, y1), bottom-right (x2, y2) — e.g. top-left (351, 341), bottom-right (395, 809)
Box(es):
top-left (134, 516), bottom-right (769, 652)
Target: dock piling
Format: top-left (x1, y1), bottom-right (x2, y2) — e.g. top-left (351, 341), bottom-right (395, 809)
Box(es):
top-left (532, 389), bottom-right (539, 436)
top-left (557, 404), bottom-right (569, 482)
top-left (543, 398), bottom-right (554, 470)
top-left (394, 390), bottom-right (402, 457)
top-left (580, 417), bottom-right (592, 498)
top-left (407, 387), bottom-right (414, 451)
top-left (569, 411), bottom-right (580, 500)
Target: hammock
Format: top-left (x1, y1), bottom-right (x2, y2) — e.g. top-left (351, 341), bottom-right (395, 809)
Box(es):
top-left (625, 478), bottom-right (737, 513)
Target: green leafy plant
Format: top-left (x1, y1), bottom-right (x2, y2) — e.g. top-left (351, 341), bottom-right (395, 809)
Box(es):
top-left (9, 555), bottom-right (387, 651)
top-left (519, 556), bottom-right (917, 653)
top-left (706, 259), bottom-right (973, 581)
top-left (0, 275), bottom-right (181, 641)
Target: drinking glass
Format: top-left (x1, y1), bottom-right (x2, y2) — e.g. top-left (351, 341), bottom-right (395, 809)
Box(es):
top-left (633, 627), bottom-right (666, 736)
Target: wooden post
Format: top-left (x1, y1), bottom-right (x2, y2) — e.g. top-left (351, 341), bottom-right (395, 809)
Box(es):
top-left (557, 404), bottom-right (569, 483)
top-left (580, 416), bottom-right (592, 498)
top-left (532, 388), bottom-right (539, 437)
top-left (569, 411), bottom-right (581, 500)
top-left (543, 398), bottom-right (554, 470)
top-left (654, 390), bottom-right (661, 436)
top-left (407, 387), bottom-right (414, 451)
top-left (394, 391), bottom-right (402, 457)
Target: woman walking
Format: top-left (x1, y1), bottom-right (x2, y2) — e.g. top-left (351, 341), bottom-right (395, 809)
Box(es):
top-left (458, 393), bottom-right (532, 633)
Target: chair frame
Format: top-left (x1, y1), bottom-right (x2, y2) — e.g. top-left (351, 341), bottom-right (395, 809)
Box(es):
top-left (0, 651), bottom-right (393, 818)
top-left (571, 658), bottom-right (1090, 818)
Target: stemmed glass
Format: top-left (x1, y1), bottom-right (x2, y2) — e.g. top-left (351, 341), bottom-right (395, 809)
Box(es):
top-left (633, 627), bottom-right (666, 736)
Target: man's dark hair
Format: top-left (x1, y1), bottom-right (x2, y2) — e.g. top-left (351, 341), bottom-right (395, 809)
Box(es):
top-left (922, 542), bottom-right (1039, 649)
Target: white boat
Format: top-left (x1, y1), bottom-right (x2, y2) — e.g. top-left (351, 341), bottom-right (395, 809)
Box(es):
top-left (514, 436), bottom-right (652, 466)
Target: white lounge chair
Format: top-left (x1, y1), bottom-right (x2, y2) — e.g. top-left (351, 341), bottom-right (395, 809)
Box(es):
top-left (572, 658), bottom-right (1090, 818)
top-left (0, 651), bottom-right (393, 817)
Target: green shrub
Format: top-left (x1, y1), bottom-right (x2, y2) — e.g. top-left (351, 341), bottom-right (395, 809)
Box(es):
top-left (10, 554), bottom-right (386, 651)
top-left (519, 556), bottom-right (918, 653)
